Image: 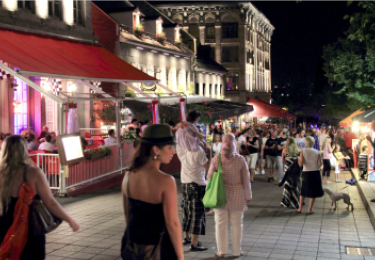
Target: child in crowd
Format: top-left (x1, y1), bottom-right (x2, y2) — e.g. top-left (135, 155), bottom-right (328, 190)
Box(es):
top-left (358, 146), bottom-right (368, 179)
top-left (211, 134), bottom-right (222, 155)
top-left (333, 144), bottom-right (350, 183)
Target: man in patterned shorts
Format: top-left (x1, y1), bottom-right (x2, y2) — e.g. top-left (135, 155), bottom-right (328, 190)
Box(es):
top-left (176, 114), bottom-right (211, 252)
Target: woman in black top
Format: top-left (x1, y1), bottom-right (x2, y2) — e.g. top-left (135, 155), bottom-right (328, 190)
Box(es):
top-left (121, 125), bottom-right (182, 260)
top-left (246, 130), bottom-right (259, 183)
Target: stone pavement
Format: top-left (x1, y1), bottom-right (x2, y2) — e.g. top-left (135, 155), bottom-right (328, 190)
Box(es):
top-left (46, 169), bottom-right (375, 260)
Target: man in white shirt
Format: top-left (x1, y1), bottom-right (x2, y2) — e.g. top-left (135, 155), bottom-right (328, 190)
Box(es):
top-left (38, 135), bottom-right (54, 152)
top-left (104, 129), bottom-right (117, 146)
top-left (177, 135), bottom-right (210, 251)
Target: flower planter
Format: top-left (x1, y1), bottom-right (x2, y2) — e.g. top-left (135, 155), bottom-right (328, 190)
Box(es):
top-left (85, 153), bottom-right (108, 160)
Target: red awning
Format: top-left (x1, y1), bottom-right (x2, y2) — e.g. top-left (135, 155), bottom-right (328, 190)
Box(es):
top-left (0, 28), bottom-right (156, 82)
top-left (248, 98), bottom-right (296, 120)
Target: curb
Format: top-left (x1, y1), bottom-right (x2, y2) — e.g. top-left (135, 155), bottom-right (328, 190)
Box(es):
top-left (350, 168), bottom-right (375, 229)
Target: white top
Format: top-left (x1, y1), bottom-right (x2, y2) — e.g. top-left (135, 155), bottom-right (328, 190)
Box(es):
top-left (176, 123), bottom-right (200, 152)
top-left (38, 142), bottom-right (54, 152)
top-left (104, 136), bottom-right (117, 146)
top-left (302, 148), bottom-right (320, 171)
top-left (323, 145), bottom-right (331, 159)
top-left (212, 142), bottom-right (222, 154)
top-left (319, 133), bottom-right (328, 150)
top-left (176, 145), bottom-right (208, 186)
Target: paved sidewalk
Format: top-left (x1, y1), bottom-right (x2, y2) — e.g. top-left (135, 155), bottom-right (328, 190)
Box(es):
top-left (46, 170), bottom-right (375, 260)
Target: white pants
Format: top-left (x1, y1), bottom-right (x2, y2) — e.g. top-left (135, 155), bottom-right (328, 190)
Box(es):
top-left (277, 156), bottom-right (284, 180)
top-left (214, 208), bottom-right (244, 255)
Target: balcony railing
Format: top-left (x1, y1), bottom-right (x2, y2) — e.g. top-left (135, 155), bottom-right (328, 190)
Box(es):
top-left (119, 24), bottom-right (188, 50)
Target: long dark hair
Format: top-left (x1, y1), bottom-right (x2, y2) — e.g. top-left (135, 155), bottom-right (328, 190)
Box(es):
top-left (128, 142), bottom-right (166, 172)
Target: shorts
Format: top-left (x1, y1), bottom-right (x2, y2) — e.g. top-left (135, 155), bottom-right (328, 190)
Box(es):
top-left (249, 153), bottom-right (258, 169)
top-left (267, 155), bottom-right (278, 169)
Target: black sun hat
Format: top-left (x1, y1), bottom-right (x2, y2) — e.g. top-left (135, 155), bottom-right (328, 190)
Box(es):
top-left (140, 124), bottom-right (176, 145)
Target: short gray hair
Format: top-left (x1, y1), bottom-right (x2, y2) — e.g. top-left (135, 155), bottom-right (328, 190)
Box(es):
top-left (305, 136), bottom-right (315, 148)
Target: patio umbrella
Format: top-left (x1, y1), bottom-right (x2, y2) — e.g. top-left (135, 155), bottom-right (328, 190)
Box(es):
top-left (351, 107), bottom-right (375, 123)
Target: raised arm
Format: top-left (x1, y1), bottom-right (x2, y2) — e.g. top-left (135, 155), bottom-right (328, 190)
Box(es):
top-left (35, 167), bottom-right (80, 232)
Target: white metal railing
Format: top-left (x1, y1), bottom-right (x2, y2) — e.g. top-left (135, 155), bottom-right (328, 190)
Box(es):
top-left (30, 141), bottom-right (136, 195)
top-left (80, 128), bottom-right (113, 136)
top-left (29, 153), bottom-right (62, 192)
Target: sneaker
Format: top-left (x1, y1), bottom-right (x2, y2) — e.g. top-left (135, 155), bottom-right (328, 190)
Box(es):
top-left (183, 238), bottom-right (191, 245)
top-left (190, 241), bottom-right (208, 251)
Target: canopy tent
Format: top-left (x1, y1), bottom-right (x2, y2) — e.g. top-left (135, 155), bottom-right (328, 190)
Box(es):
top-left (351, 107), bottom-right (375, 123)
top-left (0, 28), bottom-right (156, 83)
top-left (339, 108), bottom-right (365, 127)
top-left (123, 96), bottom-right (253, 121)
top-left (248, 98), bottom-right (295, 120)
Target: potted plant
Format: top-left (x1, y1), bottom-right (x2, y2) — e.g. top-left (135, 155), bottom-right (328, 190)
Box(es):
top-left (85, 146), bottom-right (112, 160)
top-left (134, 24), bottom-right (145, 38)
top-left (122, 130), bottom-right (138, 144)
top-left (175, 39), bottom-right (182, 47)
top-left (156, 32), bottom-right (166, 45)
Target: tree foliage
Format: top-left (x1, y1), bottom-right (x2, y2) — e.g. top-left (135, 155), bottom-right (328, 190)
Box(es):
top-left (323, 1), bottom-right (375, 109)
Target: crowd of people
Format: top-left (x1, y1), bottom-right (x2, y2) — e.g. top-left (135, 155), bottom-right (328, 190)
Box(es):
top-left (0, 125), bottom-right (57, 153)
top-left (1, 113), bottom-right (373, 259)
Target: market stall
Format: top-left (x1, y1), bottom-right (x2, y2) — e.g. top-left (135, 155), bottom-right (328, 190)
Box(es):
top-left (352, 108), bottom-right (375, 182)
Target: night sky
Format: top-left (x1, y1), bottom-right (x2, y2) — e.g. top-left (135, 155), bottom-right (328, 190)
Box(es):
top-left (252, 1), bottom-right (360, 87)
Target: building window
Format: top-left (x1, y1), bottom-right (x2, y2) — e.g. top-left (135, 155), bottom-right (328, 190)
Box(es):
top-left (202, 83), bottom-right (206, 96)
top-left (205, 23), bottom-right (215, 40)
top-left (209, 84), bottom-right (212, 96)
top-left (210, 46), bottom-right (215, 60)
top-left (13, 78), bottom-right (28, 135)
top-left (188, 23), bottom-right (199, 40)
top-left (73, 0), bottom-right (84, 25)
top-left (215, 84), bottom-right (218, 96)
top-left (222, 46), bottom-right (238, 62)
top-left (48, 0), bottom-right (62, 19)
top-left (226, 73), bottom-right (239, 91)
top-left (265, 59), bottom-right (270, 70)
top-left (18, 1), bottom-right (35, 13)
top-left (195, 83), bottom-right (199, 95)
top-left (222, 22), bottom-right (238, 39)
top-left (247, 29), bottom-right (250, 42)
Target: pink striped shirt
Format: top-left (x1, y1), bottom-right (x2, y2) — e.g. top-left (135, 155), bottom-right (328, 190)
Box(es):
top-left (207, 154), bottom-right (252, 211)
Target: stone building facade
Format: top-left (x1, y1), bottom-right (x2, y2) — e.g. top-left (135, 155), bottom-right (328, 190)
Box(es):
top-left (153, 2), bottom-right (274, 104)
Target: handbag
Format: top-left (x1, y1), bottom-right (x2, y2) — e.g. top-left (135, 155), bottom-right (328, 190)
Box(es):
top-left (121, 172), bottom-right (165, 260)
top-left (29, 198), bottom-right (62, 235)
top-left (18, 168), bottom-right (62, 236)
top-left (240, 144), bottom-right (250, 156)
top-left (202, 154), bottom-right (227, 208)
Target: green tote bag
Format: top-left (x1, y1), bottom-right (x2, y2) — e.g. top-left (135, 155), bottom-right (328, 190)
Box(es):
top-left (203, 154), bottom-right (227, 208)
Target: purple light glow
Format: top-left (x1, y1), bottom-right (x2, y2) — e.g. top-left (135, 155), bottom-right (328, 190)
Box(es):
top-left (163, 52), bottom-right (169, 55)
top-left (136, 46), bottom-right (144, 50)
top-left (174, 55), bottom-right (180, 57)
top-left (151, 50), bottom-right (158, 53)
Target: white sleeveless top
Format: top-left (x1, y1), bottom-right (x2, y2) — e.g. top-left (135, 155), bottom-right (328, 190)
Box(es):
top-left (212, 142), bottom-right (222, 153)
top-left (302, 148), bottom-right (320, 171)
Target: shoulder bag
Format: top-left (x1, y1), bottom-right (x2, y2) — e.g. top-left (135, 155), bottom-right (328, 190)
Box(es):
top-left (202, 154), bottom-right (227, 208)
top-left (29, 169), bottom-right (62, 235)
top-left (121, 172), bottom-right (165, 260)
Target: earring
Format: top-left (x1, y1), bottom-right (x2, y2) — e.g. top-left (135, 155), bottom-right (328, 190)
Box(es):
top-left (154, 155), bottom-right (160, 160)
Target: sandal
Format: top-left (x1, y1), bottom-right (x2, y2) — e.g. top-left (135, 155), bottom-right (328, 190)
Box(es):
top-left (216, 253), bottom-right (225, 258)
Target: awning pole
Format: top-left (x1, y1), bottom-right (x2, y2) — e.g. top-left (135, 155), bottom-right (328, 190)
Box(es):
top-left (115, 101), bottom-right (122, 172)
top-left (156, 82), bottom-right (181, 97)
top-left (122, 82), bottom-right (152, 97)
top-left (0, 62), bottom-right (64, 104)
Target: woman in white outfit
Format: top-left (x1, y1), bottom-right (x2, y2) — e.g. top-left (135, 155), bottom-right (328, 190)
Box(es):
top-left (207, 133), bottom-right (252, 257)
